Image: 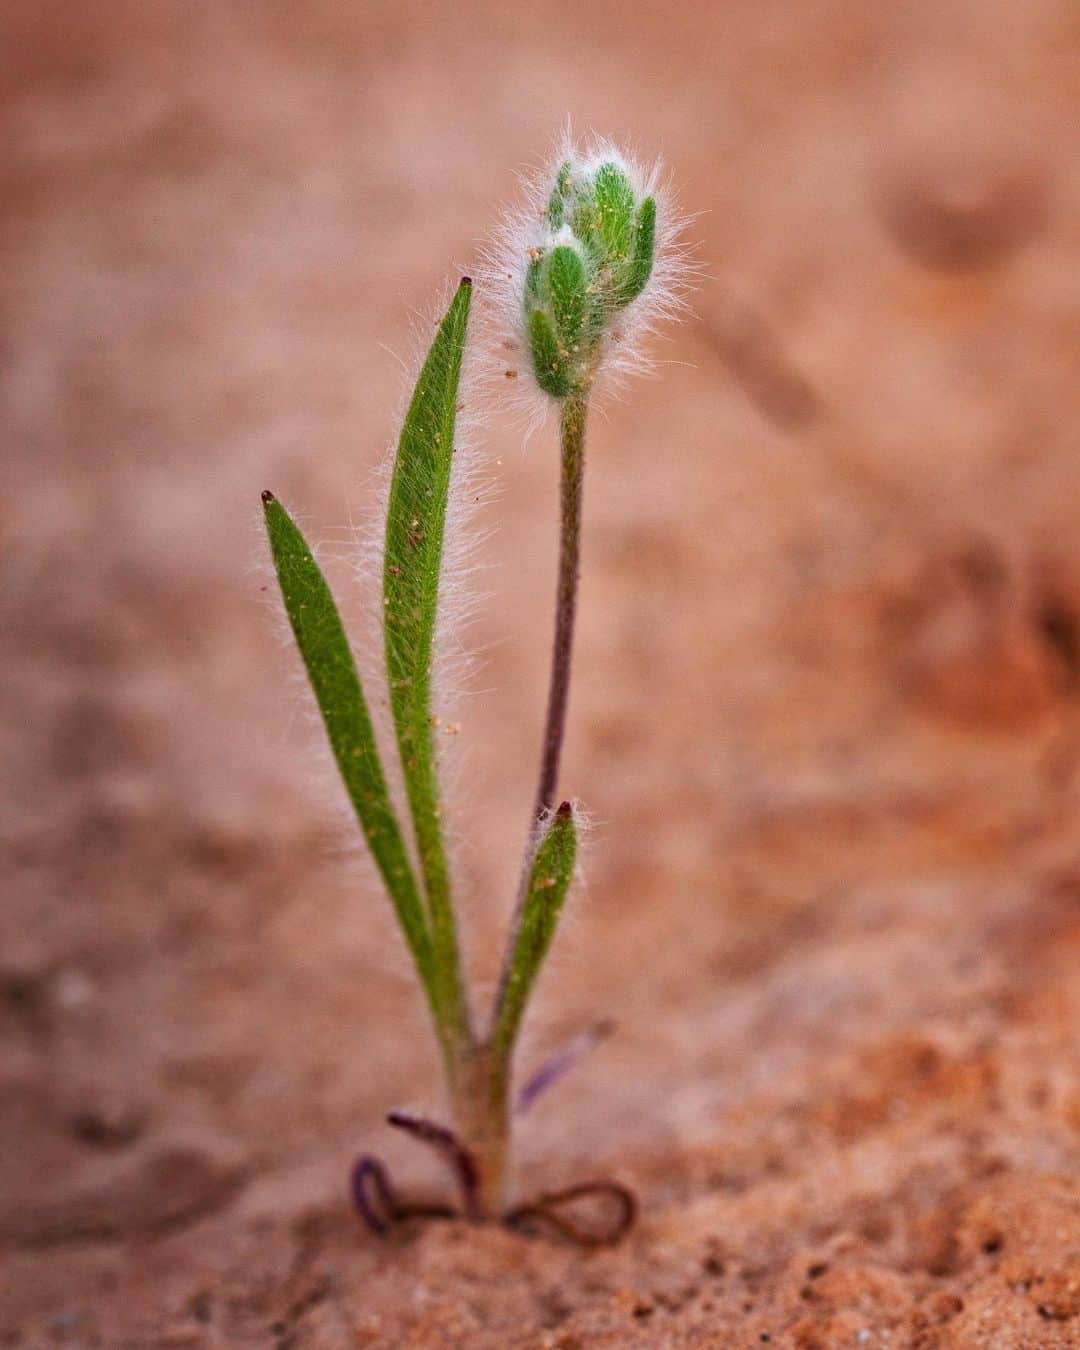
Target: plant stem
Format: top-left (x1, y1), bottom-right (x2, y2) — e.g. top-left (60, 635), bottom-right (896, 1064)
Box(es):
top-left (487, 390), bottom-right (590, 1070)
top-left (449, 1044), bottom-right (510, 1218)
top-left (428, 376), bottom-right (593, 1220)
top-left (533, 392), bottom-right (589, 820)
top-left (472, 391), bottom-right (590, 1216)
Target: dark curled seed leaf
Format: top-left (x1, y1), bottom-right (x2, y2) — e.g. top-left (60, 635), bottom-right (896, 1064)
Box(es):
top-left (352, 1152), bottom-right (461, 1235)
top-left (387, 1111), bottom-right (481, 1219)
top-left (351, 1156), bottom-right (398, 1235)
top-left (504, 1180), bottom-right (638, 1247)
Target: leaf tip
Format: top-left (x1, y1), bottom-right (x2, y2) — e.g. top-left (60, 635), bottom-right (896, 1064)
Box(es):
top-left (460, 275), bottom-right (473, 287)
top-left (556, 800), bottom-right (573, 818)
top-left (261, 489), bottom-right (276, 505)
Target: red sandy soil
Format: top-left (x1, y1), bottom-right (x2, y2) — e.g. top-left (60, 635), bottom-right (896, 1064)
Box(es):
top-left (2, 2), bottom-right (1078, 1346)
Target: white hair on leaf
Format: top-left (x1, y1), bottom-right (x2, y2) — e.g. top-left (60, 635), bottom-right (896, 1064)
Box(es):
top-left (334, 275), bottom-right (499, 945)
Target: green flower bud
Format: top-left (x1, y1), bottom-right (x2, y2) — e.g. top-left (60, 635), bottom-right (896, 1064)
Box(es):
top-left (520, 151), bottom-right (659, 400)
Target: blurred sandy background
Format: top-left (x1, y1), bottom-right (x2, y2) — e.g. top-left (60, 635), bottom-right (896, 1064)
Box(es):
top-left (2, 1), bottom-right (1079, 1345)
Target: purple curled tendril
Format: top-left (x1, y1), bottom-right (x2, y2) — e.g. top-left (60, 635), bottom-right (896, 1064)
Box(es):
top-left (351, 1131), bottom-right (637, 1246)
top-left (504, 1180), bottom-right (638, 1247)
top-left (350, 1156), bottom-right (397, 1234)
top-left (351, 1151), bottom-right (457, 1236)
top-left (386, 1110), bottom-right (481, 1219)
top-left (352, 1144), bottom-right (637, 1247)
top-left (351, 1026), bottom-right (635, 1246)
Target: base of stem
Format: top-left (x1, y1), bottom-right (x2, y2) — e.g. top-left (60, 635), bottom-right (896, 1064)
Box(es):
top-left (450, 1045), bottom-right (509, 1219)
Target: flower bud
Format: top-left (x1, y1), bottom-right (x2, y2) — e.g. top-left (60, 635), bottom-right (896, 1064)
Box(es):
top-left (521, 152), bottom-right (658, 400)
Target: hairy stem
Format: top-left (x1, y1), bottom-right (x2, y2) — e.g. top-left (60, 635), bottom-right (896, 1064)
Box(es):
top-left (458, 395), bottom-right (591, 1215)
top-left (533, 392), bottom-right (589, 820)
top-left (487, 391), bottom-right (590, 1076)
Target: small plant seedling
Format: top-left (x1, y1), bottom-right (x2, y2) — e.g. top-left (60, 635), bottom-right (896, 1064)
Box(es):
top-left (261, 137), bottom-right (682, 1245)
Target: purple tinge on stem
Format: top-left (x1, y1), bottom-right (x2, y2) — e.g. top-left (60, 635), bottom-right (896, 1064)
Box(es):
top-left (516, 1019), bottom-right (616, 1115)
top-left (386, 1110), bottom-right (481, 1220)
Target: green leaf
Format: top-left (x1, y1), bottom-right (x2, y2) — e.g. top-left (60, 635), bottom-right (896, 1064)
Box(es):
top-left (261, 491), bottom-right (436, 1007)
top-left (546, 244), bottom-right (588, 348)
top-left (525, 252), bottom-right (544, 302)
top-left (593, 162), bottom-right (635, 265)
top-left (528, 307), bottom-right (571, 398)
top-left (383, 278), bottom-right (472, 1041)
top-left (622, 196), bottom-right (656, 304)
top-left (491, 802), bottom-right (577, 1063)
top-left (547, 161), bottom-right (572, 228)
top-left (569, 181), bottom-right (600, 251)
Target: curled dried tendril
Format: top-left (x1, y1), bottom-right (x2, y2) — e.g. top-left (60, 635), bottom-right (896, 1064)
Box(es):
top-left (352, 1095), bottom-right (636, 1248)
top-left (351, 1156), bottom-right (457, 1234)
top-left (504, 1181), bottom-right (637, 1247)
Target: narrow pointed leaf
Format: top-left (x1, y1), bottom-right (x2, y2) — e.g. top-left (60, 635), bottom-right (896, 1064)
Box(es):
top-left (492, 802), bottom-right (577, 1063)
top-left (261, 491), bottom-right (435, 1004)
top-left (383, 278), bottom-right (472, 1038)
